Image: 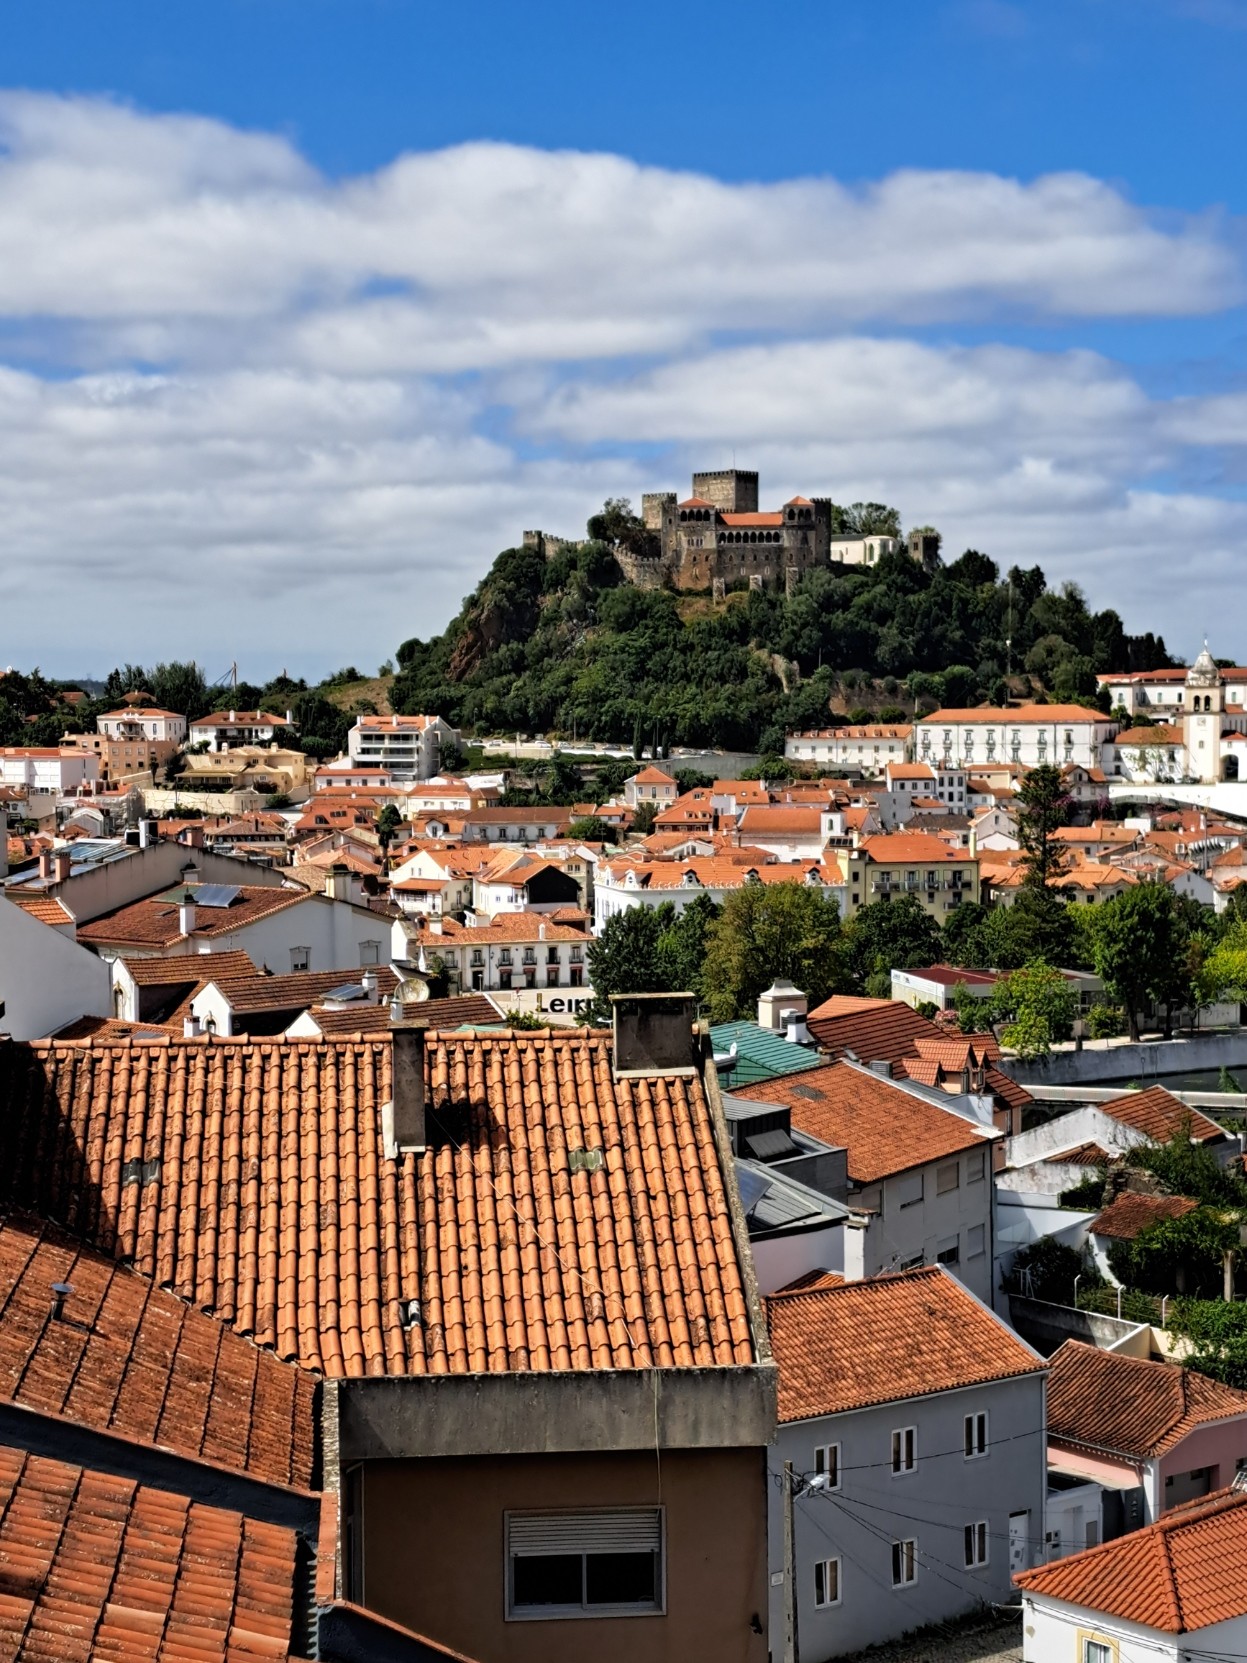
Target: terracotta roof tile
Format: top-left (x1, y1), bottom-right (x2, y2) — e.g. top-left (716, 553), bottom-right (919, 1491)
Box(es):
top-left (0, 1446), bottom-right (305, 1661)
top-left (805, 998), bottom-right (936, 1064)
top-left (743, 1061), bottom-right (996, 1184)
top-left (1016, 1486), bottom-right (1247, 1633)
top-left (79, 889), bottom-right (311, 950)
top-left (1048, 1339), bottom-right (1247, 1459)
top-left (1098, 1085), bottom-right (1225, 1145)
top-left (305, 994), bottom-right (505, 1036)
top-left (0, 1031), bottom-right (753, 1381)
top-left (0, 1215), bottom-right (314, 1489)
top-left (1089, 1192), bottom-right (1199, 1240)
top-left (120, 951), bottom-right (261, 989)
top-left (766, 1267), bottom-right (1042, 1420)
top-left (207, 966), bottom-right (399, 1016)
top-left (4, 893), bottom-right (75, 927)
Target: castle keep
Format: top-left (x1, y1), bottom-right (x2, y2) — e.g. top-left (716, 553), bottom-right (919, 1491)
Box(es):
top-left (526, 469), bottom-right (933, 594)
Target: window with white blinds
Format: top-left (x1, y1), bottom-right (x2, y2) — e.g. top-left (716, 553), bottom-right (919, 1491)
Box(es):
top-left (506, 1509), bottom-right (664, 1619)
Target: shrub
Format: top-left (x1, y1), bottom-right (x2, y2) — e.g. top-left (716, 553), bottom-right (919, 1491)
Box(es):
top-left (1085, 1001), bottom-right (1124, 1039)
top-left (1007, 1237), bottom-right (1101, 1304)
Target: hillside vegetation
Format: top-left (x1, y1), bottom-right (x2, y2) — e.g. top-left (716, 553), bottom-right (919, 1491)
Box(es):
top-left (390, 504), bottom-right (1172, 751)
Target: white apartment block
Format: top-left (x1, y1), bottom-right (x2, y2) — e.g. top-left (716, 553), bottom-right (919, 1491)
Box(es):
top-left (348, 714), bottom-right (459, 780)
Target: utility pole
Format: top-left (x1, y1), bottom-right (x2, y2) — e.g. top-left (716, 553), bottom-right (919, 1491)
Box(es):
top-left (783, 1459), bottom-right (799, 1663)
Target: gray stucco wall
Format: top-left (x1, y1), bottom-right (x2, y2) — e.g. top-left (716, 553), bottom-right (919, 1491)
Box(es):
top-left (767, 1373), bottom-right (1046, 1660)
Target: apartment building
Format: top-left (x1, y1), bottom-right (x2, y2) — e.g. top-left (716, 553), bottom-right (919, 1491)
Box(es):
top-left (347, 712), bottom-right (459, 779)
top-left (843, 833), bottom-right (980, 920)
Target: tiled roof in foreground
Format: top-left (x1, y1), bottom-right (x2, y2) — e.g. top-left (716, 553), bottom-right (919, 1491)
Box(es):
top-left (766, 1266), bottom-right (1042, 1421)
top-left (0, 1446), bottom-right (304, 1662)
top-left (0, 1031), bottom-right (753, 1380)
top-left (1016, 1485), bottom-right (1247, 1633)
top-left (0, 1214), bottom-right (315, 1490)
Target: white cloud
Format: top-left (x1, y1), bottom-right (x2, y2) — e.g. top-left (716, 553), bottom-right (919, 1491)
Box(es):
top-left (0, 92), bottom-right (1244, 673)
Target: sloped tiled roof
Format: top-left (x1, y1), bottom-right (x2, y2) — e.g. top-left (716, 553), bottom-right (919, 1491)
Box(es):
top-left (1048, 1340), bottom-right (1247, 1458)
top-left (1015, 1486), bottom-right (1247, 1633)
top-left (305, 994), bottom-right (505, 1037)
top-left (0, 1447), bottom-right (305, 1661)
top-left (1089, 1191), bottom-right (1199, 1241)
top-left (805, 996), bottom-right (935, 1064)
top-left (119, 950), bottom-right (259, 987)
top-left (0, 1214), bottom-right (314, 1489)
top-left (79, 888), bottom-right (311, 949)
top-left (3, 893), bottom-right (74, 928)
top-left (1098, 1085), bottom-right (1225, 1145)
top-left (766, 1266), bottom-right (1042, 1421)
top-left (0, 1031), bottom-right (753, 1380)
top-left (208, 966), bottom-right (399, 1015)
top-left (744, 1061), bottom-right (996, 1183)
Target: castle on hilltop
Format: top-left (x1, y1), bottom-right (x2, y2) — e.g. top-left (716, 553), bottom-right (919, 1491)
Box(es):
top-left (525, 469), bottom-right (936, 595)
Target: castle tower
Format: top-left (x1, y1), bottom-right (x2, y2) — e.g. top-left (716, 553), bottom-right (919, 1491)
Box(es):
top-left (691, 469), bottom-right (759, 514)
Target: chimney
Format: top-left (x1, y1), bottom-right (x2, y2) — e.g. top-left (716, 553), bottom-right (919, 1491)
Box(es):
top-left (38, 850), bottom-right (54, 879)
top-left (179, 897), bottom-right (197, 936)
top-left (538, 921), bottom-right (546, 940)
top-left (183, 1014), bottom-right (201, 1038)
top-left (137, 816), bottom-right (156, 849)
top-left (611, 993), bottom-right (699, 1078)
top-left (229, 709), bottom-right (236, 723)
top-left (785, 1012), bottom-right (813, 1045)
top-left (757, 979), bottom-right (807, 1033)
top-left (286, 709), bottom-right (294, 725)
top-left (51, 850), bottom-right (72, 884)
top-left (389, 1010), bottom-right (427, 1152)
top-left (968, 827), bottom-right (978, 859)
top-left (362, 969), bottom-right (379, 1002)
top-left (50, 1281), bottom-right (73, 1322)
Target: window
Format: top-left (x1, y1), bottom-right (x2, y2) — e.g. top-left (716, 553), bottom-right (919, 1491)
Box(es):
top-left (937, 1237), bottom-right (960, 1266)
top-left (814, 1557), bottom-right (840, 1607)
top-left (814, 1444), bottom-right (840, 1489)
top-left (936, 1161), bottom-right (959, 1194)
top-left (289, 947), bottom-right (310, 972)
top-left (359, 941), bottom-right (380, 967)
top-left (506, 1509), bottom-right (663, 1619)
top-left (964, 1412), bottom-right (988, 1458)
top-left (964, 1521), bottom-right (988, 1568)
top-left (1082, 1641), bottom-right (1115, 1663)
top-left (891, 1539), bottom-right (917, 1586)
top-left (967, 1150), bottom-right (985, 1184)
top-left (899, 1252), bottom-right (925, 1270)
top-left (894, 1171), bottom-right (923, 1210)
top-left (967, 1223), bottom-right (986, 1259)
top-left (891, 1427), bottom-right (916, 1475)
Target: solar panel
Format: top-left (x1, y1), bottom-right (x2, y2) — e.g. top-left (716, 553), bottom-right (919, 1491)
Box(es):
top-left (326, 982), bottom-right (366, 1002)
top-left (193, 884), bottom-right (241, 909)
top-left (735, 1164), bottom-right (774, 1218)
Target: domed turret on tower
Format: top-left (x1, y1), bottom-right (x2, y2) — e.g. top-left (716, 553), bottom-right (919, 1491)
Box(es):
top-left (1185, 642), bottom-right (1222, 715)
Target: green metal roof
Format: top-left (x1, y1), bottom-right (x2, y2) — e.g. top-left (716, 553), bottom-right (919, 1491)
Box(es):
top-left (708, 1020), bottom-right (825, 1088)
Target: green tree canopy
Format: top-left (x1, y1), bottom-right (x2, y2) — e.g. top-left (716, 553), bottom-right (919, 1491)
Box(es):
top-left (1091, 884), bottom-right (1192, 1041)
top-left (701, 882), bottom-right (843, 1022)
top-left (842, 894), bottom-right (942, 994)
top-left (1015, 764), bottom-right (1072, 889)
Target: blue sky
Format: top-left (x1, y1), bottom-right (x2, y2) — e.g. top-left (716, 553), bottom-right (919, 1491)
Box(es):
top-left (2, 0), bottom-right (1247, 677)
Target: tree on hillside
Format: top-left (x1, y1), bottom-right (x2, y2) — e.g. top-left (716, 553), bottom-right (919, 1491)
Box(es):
top-left (376, 805), bottom-right (402, 862)
top-left (701, 882), bottom-right (843, 1022)
top-left (1016, 764), bottom-right (1072, 888)
top-left (842, 894), bottom-right (942, 996)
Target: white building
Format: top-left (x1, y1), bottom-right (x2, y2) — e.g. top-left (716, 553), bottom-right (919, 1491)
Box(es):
top-left (784, 725), bottom-right (913, 775)
top-left (1016, 1485), bottom-right (1247, 1663)
top-left (916, 705), bottom-right (1116, 772)
top-left (828, 533), bottom-right (902, 566)
top-left (0, 748), bottom-right (100, 793)
top-left (347, 713), bottom-right (459, 780)
top-left (1109, 647), bottom-right (1247, 785)
top-left (767, 1269), bottom-right (1047, 1662)
top-left (593, 857), bottom-right (845, 932)
top-left (744, 1060), bottom-right (1000, 1304)
top-left (1099, 659), bottom-right (1247, 718)
top-left (0, 842), bottom-right (110, 1039)
top-left (98, 707), bottom-right (186, 743)
top-left (188, 709), bottom-right (295, 749)
top-left (391, 913), bottom-right (589, 994)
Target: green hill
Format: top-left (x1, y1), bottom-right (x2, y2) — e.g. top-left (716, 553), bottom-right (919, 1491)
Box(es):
top-left (390, 504), bottom-right (1172, 753)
